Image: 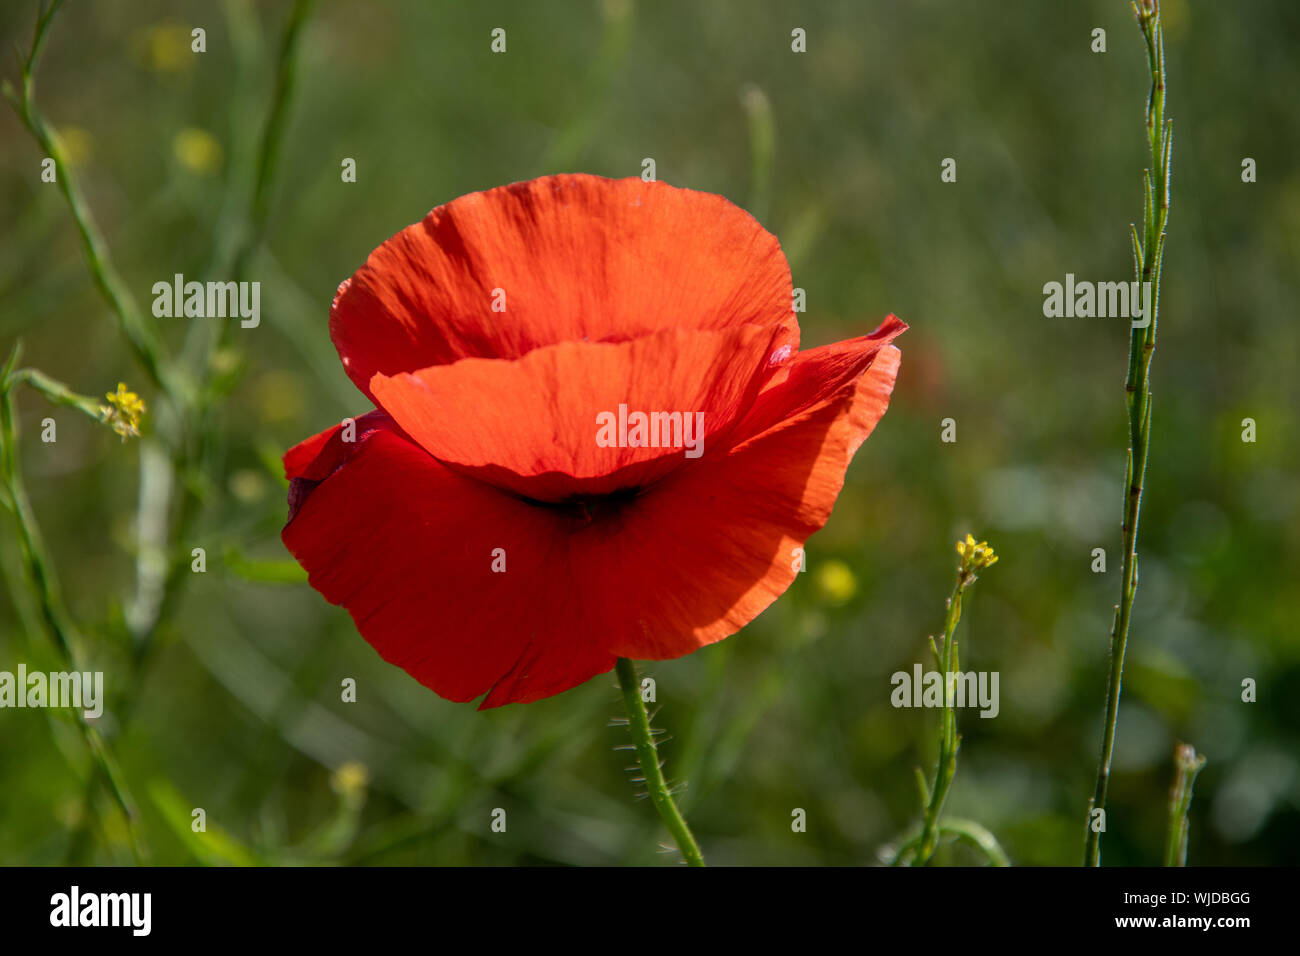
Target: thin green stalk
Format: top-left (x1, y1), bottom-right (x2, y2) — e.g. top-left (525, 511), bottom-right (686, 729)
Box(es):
top-left (132, 0), bottom-right (315, 654)
top-left (2, 1), bottom-right (177, 398)
top-left (5, 0), bottom-right (315, 863)
top-left (5, 2), bottom-right (190, 655)
top-left (251, 0), bottom-right (316, 239)
top-left (1163, 743), bottom-right (1206, 866)
top-left (0, 372), bottom-right (147, 862)
top-left (900, 535), bottom-right (999, 866)
top-left (139, 0), bottom-right (317, 656)
top-left (1086, 0), bottom-right (1172, 867)
top-left (614, 658), bottom-right (705, 866)
top-left (6, 0), bottom-right (316, 859)
top-left (228, 0), bottom-right (316, 287)
top-left (914, 580), bottom-right (963, 864)
top-left (4, 367), bottom-right (104, 420)
top-left (0, 381), bottom-right (76, 664)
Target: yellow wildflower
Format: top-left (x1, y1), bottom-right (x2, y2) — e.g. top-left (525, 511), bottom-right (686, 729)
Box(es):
top-left (956, 533), bottom-right (998, 572)
top-left (99, 382), bottom-right (145, 440)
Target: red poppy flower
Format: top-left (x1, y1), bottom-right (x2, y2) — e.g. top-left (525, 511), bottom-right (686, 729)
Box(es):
top-left (282, 173), bottom-right (904, 708)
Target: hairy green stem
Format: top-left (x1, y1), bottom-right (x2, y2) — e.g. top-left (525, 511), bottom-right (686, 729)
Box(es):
top-left (614, 658), bottom-right (705, 866)
top-left (1086, 0), bottom-right (1172, 867)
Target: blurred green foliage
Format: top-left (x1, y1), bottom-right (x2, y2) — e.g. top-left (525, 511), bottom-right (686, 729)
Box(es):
top-left (1, 0), bottom-right (1297, 865)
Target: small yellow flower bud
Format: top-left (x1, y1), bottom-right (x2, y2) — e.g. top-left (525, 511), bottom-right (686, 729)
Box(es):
top-left (99, 382), bottom-right (146, 440)
top-left (955, 533), bottom-right (999, 574)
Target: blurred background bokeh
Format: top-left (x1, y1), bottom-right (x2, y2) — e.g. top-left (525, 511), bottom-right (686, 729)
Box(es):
top-left (1, 0), bottom-right (1297, 865)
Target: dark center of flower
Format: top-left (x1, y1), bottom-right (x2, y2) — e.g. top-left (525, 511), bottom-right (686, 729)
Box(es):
top-left (519, 486), bottom-right (644, 523)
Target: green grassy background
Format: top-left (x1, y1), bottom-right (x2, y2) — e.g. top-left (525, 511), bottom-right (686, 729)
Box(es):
top-left (1, 0), bottom-right (1297, 865)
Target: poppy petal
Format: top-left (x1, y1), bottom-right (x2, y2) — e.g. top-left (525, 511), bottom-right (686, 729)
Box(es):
top-left (521, 341), bottom-right (904, 672)
top-left (281, 418), bottom-right (618, 705)
top-left (284, 408), bottom-right (399, 482)
top-left (330, 174), bottom-right (798, 401)
top-left (733, 314), bottom-right (907, 450)
top-left (368, 323), bottom-right (784, 502)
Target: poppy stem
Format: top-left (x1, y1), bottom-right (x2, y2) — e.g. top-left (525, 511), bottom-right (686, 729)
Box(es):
top-left (1085, 0), bottom-right (1171, 867)
top-left (614, 658), bottom-right (706, 866)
